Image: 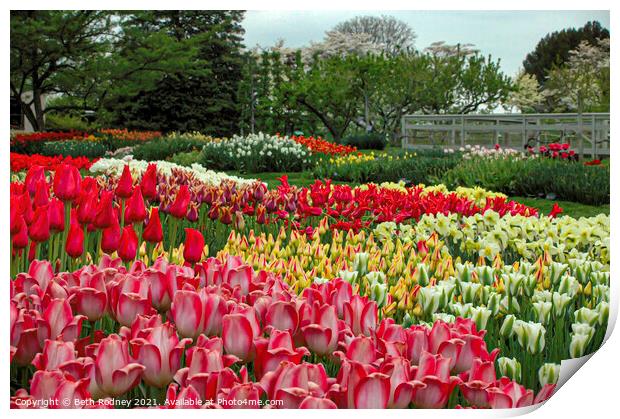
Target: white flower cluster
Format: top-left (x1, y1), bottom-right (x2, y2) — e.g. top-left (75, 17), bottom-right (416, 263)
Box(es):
top-left (206, 132), bottom-right (308, 159)
top-left (444, 144), bottom-right (525, 160)
top-left (89, 157), bottom-right (257, 186)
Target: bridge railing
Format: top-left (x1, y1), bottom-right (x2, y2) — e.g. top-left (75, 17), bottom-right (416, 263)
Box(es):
top-left (401, 113), bottom-right (610, 157)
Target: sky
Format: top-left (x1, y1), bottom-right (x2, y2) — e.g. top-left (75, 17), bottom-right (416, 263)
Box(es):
top-left (242, 10), bottom-right (610, 76)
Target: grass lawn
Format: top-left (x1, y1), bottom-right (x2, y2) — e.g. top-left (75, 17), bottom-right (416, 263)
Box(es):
top-left (230, 170), bottom-right (609, 219)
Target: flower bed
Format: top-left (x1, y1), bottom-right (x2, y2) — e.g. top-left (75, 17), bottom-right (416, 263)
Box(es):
top-left (10, 256), bottom-right (558, 409)
top-left (10, 153), bottom-right (99, 173)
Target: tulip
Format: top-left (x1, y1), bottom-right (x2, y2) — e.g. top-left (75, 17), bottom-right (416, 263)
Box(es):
top-left (48, 198), bottom-right (65, 232)
top-left (169, 185), bottom-right (191, 219)
top-left (53, 164), bottom-right (82, 201)
top-left (532, 301), bottom-right (552, 324)
top-left (116, 164), bottom-right (134, 198)
top-left (354, 373), bottom-right (391, 408)
top-left (143, 207), bottom-right (164, 243)
top-left (183, 228), bottom-right (205, 264)
top-left (538, 363), bottom-right (560, 387)
top-left (12, 216), bottom-right (29, 249)
top-left (74, 287), bottom-right (107, 322)
top-left (65, 213), bottom-right (84, 258)
top-left (513, 320), bottom-right (546, 354)
top-left (28, 205), bottom-right (50, 243)
top-left (125, 187), bottom-right (147, 224)
top-left (497, 357), bottom-right (522, 382)
top-left (93, 190), bottom-right (116, 229)
top-left (118, 225), bottom-right (138, 262)
top-left (222, 313), bottom-right (257, 361)
top-left (32, 339), bottom-right (77, 371)
top-left (131, 323), bottom-right (191, 388)
top-left (76, 188), bottom-right (97, 226)
top-left (33, 179), bottom-right (50, 207)
top-left (25, 165), bottom-right (46, 196)
top-left (94, 334), bottom-right (145, 397)
top-left (101, 213), bottom-right (121, 254)
top-left (140, 163), bottom-right (158, 200)
top-left (486, 377), bottom-right (534, 408)
top-left (37, 298), bottom-right (86, 343)
top-left (171, 290), bottom-right (227, 339)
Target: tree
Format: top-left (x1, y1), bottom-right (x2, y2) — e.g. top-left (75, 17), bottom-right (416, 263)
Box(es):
top-left (10, 11), bottom-right (112, 130)
top-left (523, 20), bottom-right (609, 85)
top-left (543, 38), bottom-right (610, 113)
top-left (333, 15), bottom-right (416, 55)
top-left (103, 11), bottom-right (245, 135)
top-left (506, 71), bottom-right (544, 113)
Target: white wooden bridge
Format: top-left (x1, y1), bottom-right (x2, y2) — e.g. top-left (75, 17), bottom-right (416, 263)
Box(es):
top-left (401, 113), bottom-right (610, 157)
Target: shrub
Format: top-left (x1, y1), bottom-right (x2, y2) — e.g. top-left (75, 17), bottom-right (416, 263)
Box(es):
top-left (131, 134), bottom-right (209, 161)
top-left (341, 133), bottom-right (387, 150)
top-left (441, 157), bottom-right (610, 205)
top-left (45, 113), bottom-right (99, 131)
top-left (37, 140), bottom-right (109, 159)
top-left (169, 150), bottom-right (202, 167)
top-left (313, 151), bottom-right (461, 185)
top-left (200, 132), bottom-right (312, 173)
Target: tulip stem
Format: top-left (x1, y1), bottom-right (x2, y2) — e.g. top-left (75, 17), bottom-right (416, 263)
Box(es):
top-left (61, 202), bottom-right (71, 271)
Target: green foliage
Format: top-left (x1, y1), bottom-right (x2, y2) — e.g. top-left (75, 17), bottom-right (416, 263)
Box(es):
top-left (523, 20), bottom-right (609, 85)
top-left (442, 157), bottom-right (610, 206)
top-left (10, 11), bottom-right (113, 130)
top-left (313, 151), bottom-right (461, 185)
top-left (240, 47), bottom-right (513, 142)
top-left (341, 133), bottom-right (387, 150)
top-left (168, 151), bottom-right (203, 167)
top-left (37, 140), bottom-right (109, 159)
top-left (131, 135), bottom-right (208, 161)
top-left (102, 11), bottom-right (245, 135)
top-left (45, 113), bottom-right (99, 131)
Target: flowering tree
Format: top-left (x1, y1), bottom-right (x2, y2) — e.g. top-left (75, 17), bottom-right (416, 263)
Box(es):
top-left (506, 71), bottom-right (545, 113)
top-left (543, 38), bottom-right (610, 113)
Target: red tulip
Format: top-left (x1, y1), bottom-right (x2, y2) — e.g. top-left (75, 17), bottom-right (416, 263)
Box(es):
top-left (76, 188), bottom-right (97, 225)
top-left (37, 298), bottom-right (86, 343)
top-left (28, 205), bottom-right (50, 243)
top-left (94, 190), bottom-right (116, 229)
top-left (183, 228), bottom-right (204, 264)
top-left (354, 373), bottom-right (391, 408)
top-left (143, 207), bottom-right (164, 243)
top-left (101, 213), bottom-right (121, 254)
top-left (33, 179), bottom-right (50, 207)
top-left (48, 198), bottom-right (65, 232)
top-left (169, 185), bottom-right (190, 219)
top-left (486, 377), bottom-right (534, 408)
top-left (12, 217), bottom-right (29, 249)
top-left (32, 340), bottom-right (77, 371)
top-left (219, 207), bottom-right (233, 225)
top-left (118, 225), bottom-right (138, 261)
top-left (116, 164), bottom-right (134, 198)
top-left (140, 163), bottom-right (158, 200)
top-left (25, 165), bottom-right (46, 196)
top-left (53, 163), bottom-right (82, 201)
top-left (65, 211), bottom-right (84, 258)
top-left (170, 290), bottom-right (227, 339)
top-left (124, 186), bottom-right (147, 224)
top-left (343, 294), bottom-right (377, 336)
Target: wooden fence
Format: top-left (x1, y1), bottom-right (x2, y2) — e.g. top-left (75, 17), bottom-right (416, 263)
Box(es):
top-left (401, 113), bottom-right (610, 157)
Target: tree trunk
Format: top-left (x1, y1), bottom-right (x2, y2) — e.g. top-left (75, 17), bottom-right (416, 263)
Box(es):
top-left (32, 88), bottom-right (45, 131)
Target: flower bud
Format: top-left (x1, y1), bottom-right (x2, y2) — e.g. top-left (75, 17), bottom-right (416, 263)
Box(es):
top-left (552, 292), bottom-right (572, 317)
top-left (532, 301), bottom-right (552, 324)
top-left (352, 252), bottom-right (369, 276)
top-left (513, 320), bottom-right (546, 354)
top-left (574, 307), bottom-right (599, 326)
top-left (538, 363), bottom-right (561, 387)
top-left (498, 357), bottom-right (522, 381)
top-left (500, 314), bottom-right (516, 338)
top-left (470, 306), bottom-right (492, 331)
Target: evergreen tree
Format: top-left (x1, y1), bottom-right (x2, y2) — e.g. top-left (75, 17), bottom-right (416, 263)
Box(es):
top-left (523, 21), bottom-right (609, 85)
top-left (106, 11), bottom-right (245, 136)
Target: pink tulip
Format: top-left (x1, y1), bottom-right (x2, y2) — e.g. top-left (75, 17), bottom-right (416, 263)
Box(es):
top-left (486, 377), bottom-right (534, 408)
top-left (32, 339), bottom-right (77, 371)
top-left (164, 383), bottom-right (203, 409)
top-left (459, 358), bottom-right (497, 407)
top-left (354, 372), bottom-right (391, 408)
top-left (253, 330), bottom-right (309, 380)
top-left (222, 313), bottom-right (256, 361)
top-left (265, 300), bottom-right (299, 333)
top-left (343, 295), bottom-right (377, 336)
top-left (37, 299), bottom-right (85, 344)
top-left (171, 289), bottom-right (228, 339)
top-left (94, 334), bottom-right (145, 397)
top-left (299, 396), bottom-right (338, 409)
top-left (130, 323), bottom-right (191, 388)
